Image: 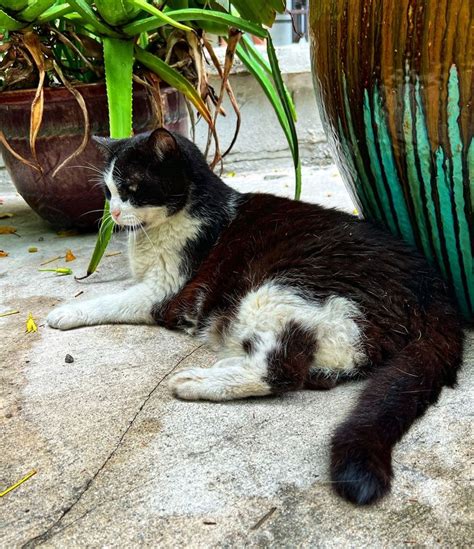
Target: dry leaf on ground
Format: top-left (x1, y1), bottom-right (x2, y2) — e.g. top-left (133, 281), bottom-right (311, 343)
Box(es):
top-left (0, 226), bottom-right (16, 234)
top-left (65, 249), bottom-right (76, 262)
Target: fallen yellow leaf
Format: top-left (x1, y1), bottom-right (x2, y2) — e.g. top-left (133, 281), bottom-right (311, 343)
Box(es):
top-left (38, 267), bottom-right (73, 276)
top-left (26, 312), bottom-right (38, 333)
top-left (0, 470), bottom-right (37, 497)
top-left (65, 249), bottom-right (76, 262)
top-left (0, 310), bottom-right (19, 317)
top-left (0, 213), bottom-right (13, 219)
top-left (28, 247), bottom-right (38, 253)
top-left (0, 250), bottom-right (8, 257)
top-left (0, 226), bottom-right (16, 234)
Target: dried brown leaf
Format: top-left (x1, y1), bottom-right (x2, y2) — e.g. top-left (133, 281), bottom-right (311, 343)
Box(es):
top-left (51, 61), bottom-right (90, 178)
top-left (22, 32), bottom-right (45, 169)
top-left (0, 130), bottom-right (40, 172)
top-left (0, 226), bottom-right (17, 234)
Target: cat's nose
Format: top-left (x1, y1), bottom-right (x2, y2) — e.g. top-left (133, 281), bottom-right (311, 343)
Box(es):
top-left (111, 208), bottom-right (121, 220)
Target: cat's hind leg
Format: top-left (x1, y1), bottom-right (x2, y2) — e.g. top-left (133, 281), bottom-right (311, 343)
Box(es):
top-left (169, 322), bottom-right (317, 401)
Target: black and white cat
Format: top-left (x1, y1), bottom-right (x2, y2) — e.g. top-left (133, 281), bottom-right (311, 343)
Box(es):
top-left (47, 129), bottom-right (463, 505)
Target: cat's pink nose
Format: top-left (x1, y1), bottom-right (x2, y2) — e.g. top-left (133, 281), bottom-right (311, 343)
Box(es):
top-left (111, 208), bottom-right (121, 220)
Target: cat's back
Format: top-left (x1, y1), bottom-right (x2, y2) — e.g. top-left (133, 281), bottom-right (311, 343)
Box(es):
top-left (207, 192), bottom-right (450, 311)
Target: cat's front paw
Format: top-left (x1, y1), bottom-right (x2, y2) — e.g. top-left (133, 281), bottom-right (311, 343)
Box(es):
top-left (169, 367), bottom-right (211, 401)
top-left (47, 304), bottom-right (89, 330)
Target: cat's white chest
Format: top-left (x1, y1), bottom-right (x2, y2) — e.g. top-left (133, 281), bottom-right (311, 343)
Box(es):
top-left (128, 212), bottom-right (202, 301)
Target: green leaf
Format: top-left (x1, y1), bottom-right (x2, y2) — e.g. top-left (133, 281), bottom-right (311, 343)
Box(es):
top-left (237, 38), bottom-right (301, 199)
top-left (94, 0), bottom-right (141, 26)
top-left (37, 3), bottom-right (73, 23)
top-left (135, 46), bottom-right (213, 126)
top-left (19, 0), bottom-right (56, 22)
top-left (0, 0), bottom-right (28, 11)
top-left (266, 35), bottom-right (299, 158)
top-left (104, 38), bottom-right (134, 137)
top-left (230, 0), bottom-right (285, 27)
top-left (0, 8), bottom-right (24, 30)
top-left (128, 0), bottom-right (193, 32)
top-left (85, 37), bottom-right (134, 278)
top-left (65, 0), bottom-right (120, 37)
top-left (264, 36), bottom-right (301, 198)
top-left (85, 202), bottom-right (114, 278)
top-left (241, 34), bottom-right (297, 123)
top-left (123, 8), bottom-right (266, 38)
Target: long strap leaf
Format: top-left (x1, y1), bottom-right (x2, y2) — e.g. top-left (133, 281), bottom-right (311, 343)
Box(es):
top-left (237, 43), bottom-right (301, 199)
top-left (0, 8), bottom-right (24, 30)
top-left (123, 8), bottom-right (267, 38)
top-left (84, 38), bottom-right (134, 278)
top-left (128, 0), bottom-right (193, 32)
top-left (241, 34), bottom-right (297, 123)
top-left (37, 3), bottom-right (73, 23)
top-left (19, 0), bottom-right (56, 22)
top-left (65, 0), bottom-right (120, 37)
top-left (266, 35), bottom-right (300, 198)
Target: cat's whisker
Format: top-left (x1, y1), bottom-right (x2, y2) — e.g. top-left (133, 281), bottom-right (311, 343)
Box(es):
top-left (67, 163), bottom-right (104, 175)
top-left (78, 208), bottom-right (110, 219)
top-left (137, 220), bottom-right (158, 254)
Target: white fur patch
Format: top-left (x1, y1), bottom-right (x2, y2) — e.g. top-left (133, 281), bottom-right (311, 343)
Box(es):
top-left (207, 282), bottom-right (366, 374)
top-left (170, 282), bottom-right (366, 401)
top-left (169, 356), bottom-right (272, 401)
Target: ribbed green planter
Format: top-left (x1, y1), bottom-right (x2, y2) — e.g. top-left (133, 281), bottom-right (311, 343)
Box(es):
top-left (309, 0), bottom-right (473, 319)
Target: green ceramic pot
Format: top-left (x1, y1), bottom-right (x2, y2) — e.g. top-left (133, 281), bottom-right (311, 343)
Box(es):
top-left (309, 0), bottom-right (473, 319)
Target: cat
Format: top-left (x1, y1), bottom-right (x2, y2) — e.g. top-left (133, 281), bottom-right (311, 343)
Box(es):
top-left (47, 128), bottom-right (464, 506)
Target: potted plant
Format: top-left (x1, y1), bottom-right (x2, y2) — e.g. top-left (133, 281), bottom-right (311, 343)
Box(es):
top-left (0, 0), bottom-right (300, 276)
top-left (309, 0), bottom-right (473, 319)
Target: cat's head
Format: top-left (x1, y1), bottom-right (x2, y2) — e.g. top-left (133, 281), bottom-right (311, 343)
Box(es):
top-left (93, 128), bottom-right (190, 228)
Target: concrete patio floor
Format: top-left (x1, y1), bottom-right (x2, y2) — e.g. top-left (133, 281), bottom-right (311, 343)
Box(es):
top-left (1, 166), bottom-right (472, 548)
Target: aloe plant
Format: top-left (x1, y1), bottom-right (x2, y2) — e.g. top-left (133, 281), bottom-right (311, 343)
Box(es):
top-left (0, 0), bottom-right (300, 277)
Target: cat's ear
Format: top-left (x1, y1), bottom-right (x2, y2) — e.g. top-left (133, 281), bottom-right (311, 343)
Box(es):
top-left (148, 128), bottom-right (178, 160)
top-left (91, 135), bottom-right (117, 155)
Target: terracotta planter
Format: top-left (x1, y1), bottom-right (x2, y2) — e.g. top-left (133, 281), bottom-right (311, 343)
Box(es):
top-left (0, 83), bottom-right (188, 230)
top-left (309, 0), bottom-right (473, 319)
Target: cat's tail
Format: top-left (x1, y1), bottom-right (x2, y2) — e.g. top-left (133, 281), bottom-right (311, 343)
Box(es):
top-left (330, 303), bottom-right (463, 505)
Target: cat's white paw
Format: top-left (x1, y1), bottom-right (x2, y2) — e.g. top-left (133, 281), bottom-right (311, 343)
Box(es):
top-left (169, 367), bottom-right (217, 401)
top-left (47, 304), bottom-right (89, 330)
top-left (168, 360), bottom-right (271, 401)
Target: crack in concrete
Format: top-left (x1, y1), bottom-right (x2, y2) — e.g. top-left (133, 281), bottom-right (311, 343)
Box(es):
top-left (21, 344), bottom-right (204, 548)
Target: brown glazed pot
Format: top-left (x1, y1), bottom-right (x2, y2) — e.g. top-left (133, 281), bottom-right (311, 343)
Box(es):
top-left (0, 83), bottom-right (188, 230)
top-left (310, 0), bottom-right (473, 319)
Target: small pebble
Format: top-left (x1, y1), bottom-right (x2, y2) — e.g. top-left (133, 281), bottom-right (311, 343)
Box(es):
top-left (65, 354), bottom-right (74, 364)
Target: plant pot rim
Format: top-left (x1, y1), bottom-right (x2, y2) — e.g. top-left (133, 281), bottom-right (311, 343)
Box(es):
top-left (0, 80), bottom-right (174, 105)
